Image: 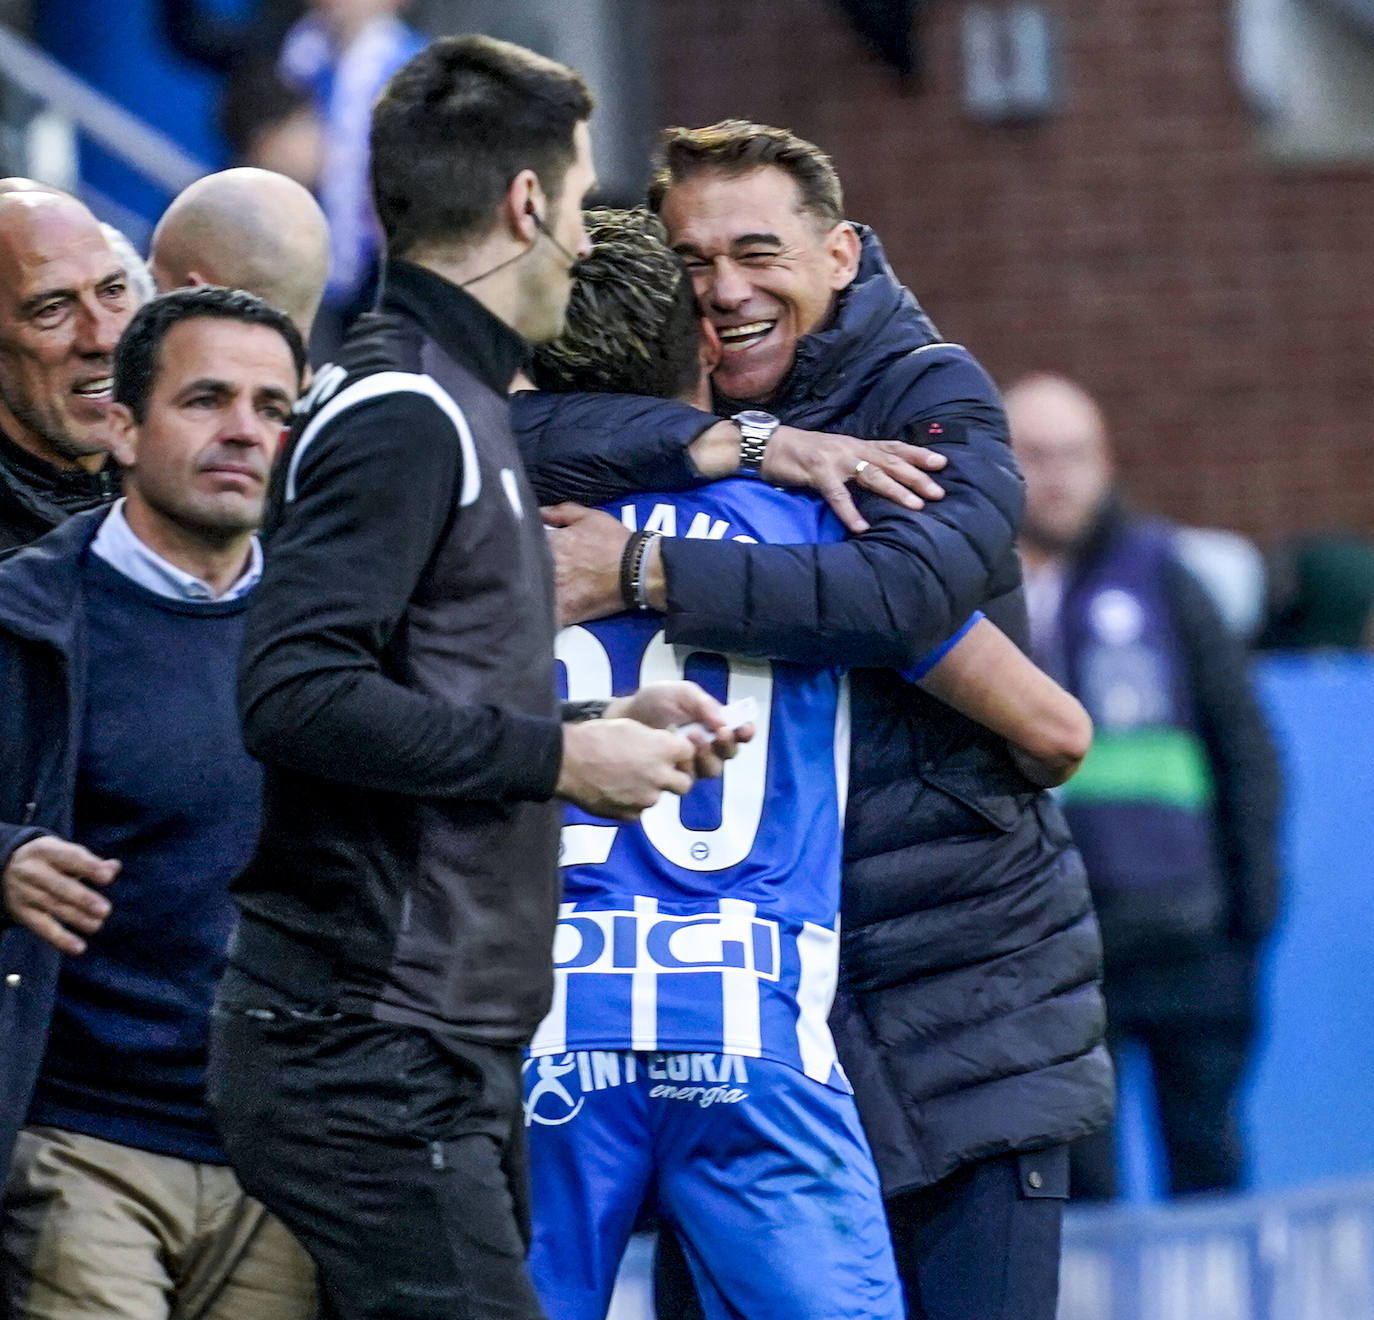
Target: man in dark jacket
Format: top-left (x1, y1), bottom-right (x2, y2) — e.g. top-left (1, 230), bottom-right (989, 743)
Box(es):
top-left (515, 123), bottom-right (1113, 1320)
top-left (0, 186), bottom-right (134, 552)
top-left (0, 287), bottom-right (316, 1318)
top-left (211, 38), bottom-right (741, 1320)
top-left (1008, 373), bottom-right (1282, 1198)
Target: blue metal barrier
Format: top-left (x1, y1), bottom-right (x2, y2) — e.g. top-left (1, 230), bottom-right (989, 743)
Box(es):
top-left (1248, 656), bottom-right (1374, 1194)
top-left (1059, 1177), bottom-right (1374, 1320)
top-left (1071, 654), bottom-right (1374, 1314)
top-left (606, 1182), bottom-right (1374, 1320)
top-left (1112, 656), bottom-right (1374, 1202)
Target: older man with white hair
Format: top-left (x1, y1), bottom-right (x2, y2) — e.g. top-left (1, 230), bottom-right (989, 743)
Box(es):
top-left (0, 185), bottom-right (135, 552)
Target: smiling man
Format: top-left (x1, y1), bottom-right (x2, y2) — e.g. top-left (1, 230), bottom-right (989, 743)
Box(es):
top-left (0, 188), bottom-right (137, 553)
top-left (516, 122), bottom-right (1113, 1320)
top-left (0, 286), bottom-right (317, 1320)
top-left (665, 159), bottom-right (859, 405)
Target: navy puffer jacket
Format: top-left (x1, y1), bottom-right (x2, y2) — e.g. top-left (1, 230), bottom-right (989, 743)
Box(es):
top-left (515, 228), bottom-right (1112, 1196)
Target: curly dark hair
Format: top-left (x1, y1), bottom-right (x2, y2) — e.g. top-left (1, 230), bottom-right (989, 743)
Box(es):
top-left (114, 285), bottom-right (306, 422)
top-left (531, 208), bottom-right (700, 401)
top-left (647, 120), bottom-right (844, 227)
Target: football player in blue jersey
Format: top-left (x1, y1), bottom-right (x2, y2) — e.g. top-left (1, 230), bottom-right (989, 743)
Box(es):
top-left (515, 210), bottom-right (1091, 1320)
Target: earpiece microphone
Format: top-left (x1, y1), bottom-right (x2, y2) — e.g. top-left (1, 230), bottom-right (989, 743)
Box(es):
top-left (459, 199), bottom-right (581, 288)
top-left (525, 200), bottom-right (582, 268)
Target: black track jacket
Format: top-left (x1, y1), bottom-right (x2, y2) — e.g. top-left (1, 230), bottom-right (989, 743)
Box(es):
top-left (231, 262), bottom-right (564, 1046)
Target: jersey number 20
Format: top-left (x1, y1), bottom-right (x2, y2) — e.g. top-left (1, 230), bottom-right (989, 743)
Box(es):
top-left (557, 626), bottom-right (773, 873)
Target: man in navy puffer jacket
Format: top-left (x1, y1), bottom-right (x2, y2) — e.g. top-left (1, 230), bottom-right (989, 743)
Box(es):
top-left (513, 121), bottom-right (1112, 1320)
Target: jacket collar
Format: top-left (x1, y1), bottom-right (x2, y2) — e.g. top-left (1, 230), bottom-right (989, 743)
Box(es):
top-left (378, 259), bottom-right (529, 395)
top-left (713, 225), bottom-right (942, 416)
top-left (0, 506), bottom-right (107, 651)
top-left (0, 431), bottom-right (118, 529)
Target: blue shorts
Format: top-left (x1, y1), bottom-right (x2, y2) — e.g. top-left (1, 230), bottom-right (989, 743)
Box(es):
top-left (523, 1050), bottom-right (903, 1320)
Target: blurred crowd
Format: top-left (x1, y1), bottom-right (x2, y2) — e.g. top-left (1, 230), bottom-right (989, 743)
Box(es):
top-left (163, 0), bottom-right (423, 343)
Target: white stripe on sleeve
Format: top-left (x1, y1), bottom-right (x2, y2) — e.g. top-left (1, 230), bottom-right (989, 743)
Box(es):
top-left (285, 371), bottom-right (481, 507)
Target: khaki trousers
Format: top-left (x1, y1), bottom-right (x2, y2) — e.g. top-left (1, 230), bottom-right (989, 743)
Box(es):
top-left (2, 1126), bottom-right (317, 1320)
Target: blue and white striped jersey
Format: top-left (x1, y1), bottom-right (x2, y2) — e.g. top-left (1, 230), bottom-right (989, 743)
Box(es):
top-left (530, 480), bottom-right (855, 1088)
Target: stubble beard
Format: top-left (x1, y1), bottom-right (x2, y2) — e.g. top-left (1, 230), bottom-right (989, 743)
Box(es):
top-left (132, 479), bottom-right (263, 551)
top-left (0, 377), bottom-right (103, 466)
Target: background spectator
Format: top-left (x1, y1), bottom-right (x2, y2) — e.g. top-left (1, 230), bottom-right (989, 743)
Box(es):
top-left (149, 167), bottom-right (332, 343)
top-left (0, 286), bottom-right (315, 1318)
top-left (0, 188), bottom-right (132, 552)
top-left (218, 59), bottom-right (323, 192)
top-left (1007, 371), bottom-right (1284, 1200)
top-left (278, 0), bottom-right (424, 339)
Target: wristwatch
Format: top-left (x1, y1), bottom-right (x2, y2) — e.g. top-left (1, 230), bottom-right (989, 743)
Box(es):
top-left (733, 410), bottom-right (781, 478)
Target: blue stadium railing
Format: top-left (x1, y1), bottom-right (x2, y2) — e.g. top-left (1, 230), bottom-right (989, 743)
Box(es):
top-left (1059, 1176), bottom-right (1374, 1320)
top-left (0, 22), bottom-right (207, 245)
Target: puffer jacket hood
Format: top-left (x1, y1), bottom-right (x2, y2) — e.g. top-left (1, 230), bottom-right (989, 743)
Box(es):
top-left (760, 225), bottom-right (942, 417)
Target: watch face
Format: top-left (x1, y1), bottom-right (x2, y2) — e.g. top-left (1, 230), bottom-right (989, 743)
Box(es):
top-left (735, 409), bottom-right (779, 430)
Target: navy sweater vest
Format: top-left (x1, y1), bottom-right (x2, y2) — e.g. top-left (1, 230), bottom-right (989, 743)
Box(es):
top-left (28, 555), bottom-right (259, 1163)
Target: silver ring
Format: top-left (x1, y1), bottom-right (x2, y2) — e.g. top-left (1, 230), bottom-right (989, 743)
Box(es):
top-left (849, 459), bottom-right (870, 480)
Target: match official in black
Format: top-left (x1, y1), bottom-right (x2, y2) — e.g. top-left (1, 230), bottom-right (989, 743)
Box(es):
top-left (209, 36), bottom-right (739, 1320)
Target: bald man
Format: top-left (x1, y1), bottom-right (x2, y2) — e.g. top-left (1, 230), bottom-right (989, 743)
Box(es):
top-left (0, 186), bottom-right (135, 553)
top-left (1007, 373), bottom-right (1282, 1201)
top-left (150, 168), bottom-right (331, 340)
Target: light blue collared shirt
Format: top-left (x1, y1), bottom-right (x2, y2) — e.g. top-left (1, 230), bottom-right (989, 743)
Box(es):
top-left (90, 500), bottom-right (262, 603)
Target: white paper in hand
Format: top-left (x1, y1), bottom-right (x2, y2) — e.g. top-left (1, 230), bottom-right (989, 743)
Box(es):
top-left (675, 696), bottom-right (758, 743)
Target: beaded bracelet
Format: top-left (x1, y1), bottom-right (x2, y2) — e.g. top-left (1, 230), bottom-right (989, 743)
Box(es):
top-left (618, 529), bottom-right (662, 611)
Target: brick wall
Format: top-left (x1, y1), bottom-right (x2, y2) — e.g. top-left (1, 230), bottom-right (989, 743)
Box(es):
top-left (653, 0), bottom-right (1374, 541)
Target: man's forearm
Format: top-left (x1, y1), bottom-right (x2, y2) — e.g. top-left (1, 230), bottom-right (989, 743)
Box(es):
top-left (657, 436), bottom-right (1023, 669)
top-left (685, 420), bottom-right (744, 479)
top-left (518, 394), bottom-right (945, 522)
top-left (243, 667), bottom-right (564, 803)
top-left (515, 392), bottom-right (721, 504)
top-left (662, 534), bottom-right (969, 670)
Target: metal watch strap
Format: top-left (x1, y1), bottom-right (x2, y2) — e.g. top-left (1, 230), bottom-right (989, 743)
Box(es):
top-left (733, 410), bottom-right (780, 478)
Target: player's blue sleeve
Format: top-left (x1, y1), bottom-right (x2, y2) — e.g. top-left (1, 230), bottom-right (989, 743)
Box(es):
top-left (899, 611), bottom-right (983, 684)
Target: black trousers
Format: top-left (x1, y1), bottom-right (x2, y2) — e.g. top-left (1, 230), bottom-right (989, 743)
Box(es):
top-left (1070, 1018), bottom-right (1252, 1199)
top-left (207, 975), bottom-right (545, 1320)
top-left (655, 1148), bottom-right (1067, 1320)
